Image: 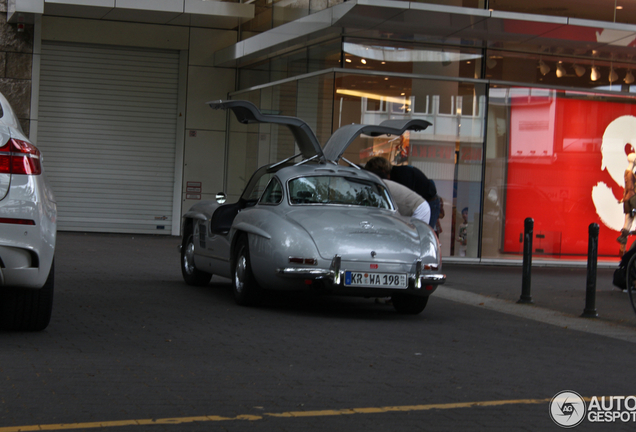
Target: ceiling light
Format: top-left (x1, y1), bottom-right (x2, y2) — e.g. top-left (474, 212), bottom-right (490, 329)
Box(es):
top-left (538, 60), bottom-right (550, 76)
top-left (609, 67), bottom-right (619, 83)
top-left (361, 59), bottom-right (367, 64)
top-left (625, 70), bottom-right (635, 84)
top-left (345, 58), bottom-right (352, 63)
top-left (486, 57), bottom-right (497, 69)
top-left (617, 5), bottom-right (624, 9)
top-left (556, 62), bottom-right (566, 78)
top-left (591, 66), bottom-right (600, 81)
top-left (573, 64), bottom-right (586, 77)
top-left (336, 89), bottom-right (412, 106)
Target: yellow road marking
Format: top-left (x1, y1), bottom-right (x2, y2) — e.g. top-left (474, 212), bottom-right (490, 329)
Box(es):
top-left (0, 397), bottom-right (568, 432)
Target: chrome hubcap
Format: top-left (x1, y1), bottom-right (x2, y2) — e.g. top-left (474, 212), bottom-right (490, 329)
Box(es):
top-left (183, 240), bottom-right (196, 275)
top-left (234, 253), bottom-right (246, 294)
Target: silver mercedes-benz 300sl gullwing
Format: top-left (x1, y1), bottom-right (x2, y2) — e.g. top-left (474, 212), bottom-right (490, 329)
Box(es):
top-left (180, 100), bottom-right (445, 314)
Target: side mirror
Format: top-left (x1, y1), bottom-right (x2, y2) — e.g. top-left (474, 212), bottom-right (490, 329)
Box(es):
top-left (216, 192), bottom-right (227, 204)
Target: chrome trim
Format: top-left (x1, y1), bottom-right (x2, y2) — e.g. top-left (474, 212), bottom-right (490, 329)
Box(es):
top-left (294, 155), bottom-right (319, 166)
top-left (414, 260), bottom-right (422, 289)
top-left (277, 268), bottom-right (332, 278)
top-left (418, 274), bottom-right (446, 284)
top-left (341, 157), bottom-right (360, 169)
top-left (330, 255), bottom-right (342, 285)
top-left (269, 153), bottom-right (302, 169)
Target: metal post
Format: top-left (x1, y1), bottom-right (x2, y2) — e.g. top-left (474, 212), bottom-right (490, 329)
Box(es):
top-left (518, 217), bottom-right (534, 304)
top-left (582, 223), bottom-right (599, 318)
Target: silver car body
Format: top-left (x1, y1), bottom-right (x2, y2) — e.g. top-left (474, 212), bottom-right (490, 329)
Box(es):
top-left (182, 100), bottom-right (444, 309)
top-left (0, 93), bottom-right (56, 289)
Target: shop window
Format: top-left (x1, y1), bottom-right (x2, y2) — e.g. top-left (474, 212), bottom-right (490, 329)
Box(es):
top-left (485, 50), bottom-right (636, 93)
top-left (483, 86), bottom-right (636, 260)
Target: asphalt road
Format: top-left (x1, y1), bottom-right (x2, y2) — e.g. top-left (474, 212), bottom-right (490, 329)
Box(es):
top-left (1, 233), bottom-right (635, 431)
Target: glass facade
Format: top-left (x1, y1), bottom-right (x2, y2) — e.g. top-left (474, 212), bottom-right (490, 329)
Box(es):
top-left (229, 6), bottom-right (636, 262)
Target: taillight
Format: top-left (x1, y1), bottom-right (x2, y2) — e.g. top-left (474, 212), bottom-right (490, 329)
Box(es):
top-left (0, 139), bottom-right (42, 175)
top-left (289, 257), bottom-right (317, 265)
top-left (0, 218), bottom-right (35, 225)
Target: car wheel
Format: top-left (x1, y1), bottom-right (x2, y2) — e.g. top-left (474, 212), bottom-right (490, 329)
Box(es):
top-left (0, 260), bottom-right (55, 331)
top-left (391, 294), bottom-right (428, 315)
top-left (181, 231), bottom-right (212, 286)
top-left (233, 235), bottom-right (262, 306)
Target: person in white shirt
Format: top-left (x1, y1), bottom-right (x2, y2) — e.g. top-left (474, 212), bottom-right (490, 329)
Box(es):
top-left (364, 157), bottom-right (431, 225)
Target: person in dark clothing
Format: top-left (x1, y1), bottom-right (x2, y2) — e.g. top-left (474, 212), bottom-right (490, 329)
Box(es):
top-left (390, 164), bottom-right (441, 229)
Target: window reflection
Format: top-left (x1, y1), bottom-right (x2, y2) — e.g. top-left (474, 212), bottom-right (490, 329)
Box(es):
top-left (334, 74), bottom-right (485, 258)
top-left (343, 39), bottom-right (481, 80)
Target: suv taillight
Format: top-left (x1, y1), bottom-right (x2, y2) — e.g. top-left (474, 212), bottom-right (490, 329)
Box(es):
top-left (0, 139), bottom-right (42, 175)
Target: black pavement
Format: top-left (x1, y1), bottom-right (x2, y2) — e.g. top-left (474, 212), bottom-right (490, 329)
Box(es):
top-left (1, 232), bottom-right (635, 432)
top-left (56, 232), bottom-right (636, 330)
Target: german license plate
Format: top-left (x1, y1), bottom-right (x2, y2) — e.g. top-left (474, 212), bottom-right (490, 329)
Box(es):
top-left (344, 271), bottom-right (407, 288)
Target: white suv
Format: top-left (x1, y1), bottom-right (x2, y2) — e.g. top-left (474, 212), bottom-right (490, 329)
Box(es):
top-left (0, 93), bottom-right (56, 331)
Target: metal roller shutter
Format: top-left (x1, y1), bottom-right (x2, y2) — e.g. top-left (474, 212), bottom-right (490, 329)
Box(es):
top-left (37, 42), bottom-right (180, 234)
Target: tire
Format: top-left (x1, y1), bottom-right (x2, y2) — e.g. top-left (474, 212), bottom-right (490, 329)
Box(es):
top-left (181, 231), bottom-right (212, 286)
top-left (0, 260), bottom-right (55, 331)
top-left (627, 253), bottom-right (636, 316)
top-left (233, 235), bottom-right (262, 306)
top-left (391, 293), bottom-right (429, 315)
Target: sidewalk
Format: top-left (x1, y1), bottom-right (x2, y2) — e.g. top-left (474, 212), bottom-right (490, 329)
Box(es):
top-left (442, 263), bottom-right (636, 330)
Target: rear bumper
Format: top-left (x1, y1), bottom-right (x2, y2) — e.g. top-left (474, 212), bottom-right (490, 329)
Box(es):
top-left (277, 256), bottom-right (445, 295)
top-left (0, 244), bottom-right (53, 288)
top-left (0, 174), bottom-right (57, 289)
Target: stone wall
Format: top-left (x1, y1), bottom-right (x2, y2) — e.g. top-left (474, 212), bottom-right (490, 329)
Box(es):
top-left (0, 0), bottom-right (32, 135)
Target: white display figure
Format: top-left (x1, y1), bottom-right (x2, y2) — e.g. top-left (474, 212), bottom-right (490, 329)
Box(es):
top-left (617, 152), bottom-right (636, 245)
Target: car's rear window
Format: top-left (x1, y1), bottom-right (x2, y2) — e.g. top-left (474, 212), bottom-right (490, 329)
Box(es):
top-left (288, 176), bottom-right (393, 209)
